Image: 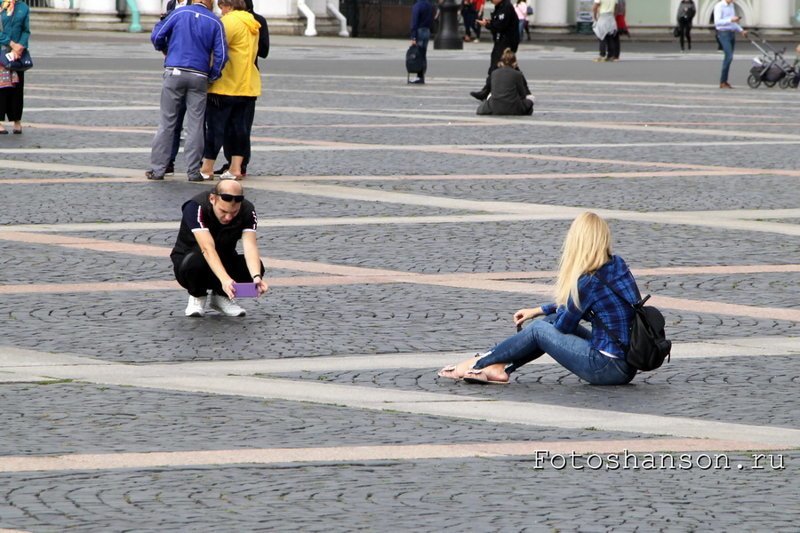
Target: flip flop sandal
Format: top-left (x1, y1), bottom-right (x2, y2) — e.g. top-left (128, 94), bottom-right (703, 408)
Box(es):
top-left (463, 369), bottom-right (509, 385)
top-left (437, 365), bottom-right (463, 381)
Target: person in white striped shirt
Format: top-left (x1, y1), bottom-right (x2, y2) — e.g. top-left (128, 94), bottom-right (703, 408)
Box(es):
top-left (714, 0), bottom-right (748, 88)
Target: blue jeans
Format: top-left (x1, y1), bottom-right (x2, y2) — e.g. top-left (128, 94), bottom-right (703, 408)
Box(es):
top-left (718, 30), bottom-right (736, 84)
top-left (472, 314), bottom-right (636, 385)
top-left (416, 27), bottom-right (430, 77)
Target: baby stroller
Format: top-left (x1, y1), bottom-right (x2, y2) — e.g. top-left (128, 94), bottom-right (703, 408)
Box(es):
top-left (747, 31), bottom-right (799, 89)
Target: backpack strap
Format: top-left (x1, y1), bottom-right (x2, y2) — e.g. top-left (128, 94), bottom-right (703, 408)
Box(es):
top-left (589, 273), bottom-right (641, 355)
top-left (590, 308), bottom-right (627, 355)
top-left (593, 273), bottom-right (646, 309)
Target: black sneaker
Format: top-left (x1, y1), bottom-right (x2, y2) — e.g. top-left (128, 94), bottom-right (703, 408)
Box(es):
top-left (470, 89), bottom-right (489, 101)
top-left (188, 175), bottom-right (205, 182)
top-left (165, 162), bottom-right (175, 175)
top-left (214, 163), bottom-right (230, 175)
top-left (145, 170), bottom-right (164, 180)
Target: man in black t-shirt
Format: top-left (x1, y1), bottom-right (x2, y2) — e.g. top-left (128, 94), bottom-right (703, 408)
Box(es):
top-left (170, 180), bottom-right (268, 317)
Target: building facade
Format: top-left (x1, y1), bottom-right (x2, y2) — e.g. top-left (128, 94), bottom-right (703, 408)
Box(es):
top-left (29, 0), bottom-right (800, 34)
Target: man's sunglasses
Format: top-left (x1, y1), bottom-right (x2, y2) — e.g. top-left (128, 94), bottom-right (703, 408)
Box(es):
top-left (216, 193), bottom-right (244, 203)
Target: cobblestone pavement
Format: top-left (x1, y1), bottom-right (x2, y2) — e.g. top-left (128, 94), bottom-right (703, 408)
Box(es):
top-left (1, 30), bottom-right (799, 531)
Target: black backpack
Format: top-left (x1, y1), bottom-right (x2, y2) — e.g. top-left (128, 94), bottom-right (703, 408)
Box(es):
top-left (593, 276), bottom-right (672, 372)
top-left (406, 44), bottom-right (425, 81)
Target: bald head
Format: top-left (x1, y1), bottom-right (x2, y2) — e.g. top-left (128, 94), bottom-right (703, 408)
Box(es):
top-left (209, 181), bottom-right (245, 225)
top-left (214, 180), bottom-right (243, 196)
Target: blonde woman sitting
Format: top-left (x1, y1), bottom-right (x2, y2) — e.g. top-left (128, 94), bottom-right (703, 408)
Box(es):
top-left (476, 48), bottom-right (533, 116)
top-left (438, 212), bottom-right (640, 385)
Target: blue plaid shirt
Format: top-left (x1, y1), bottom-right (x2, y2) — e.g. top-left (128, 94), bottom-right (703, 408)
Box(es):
top-left (540, 255), bottom-right (640, 357)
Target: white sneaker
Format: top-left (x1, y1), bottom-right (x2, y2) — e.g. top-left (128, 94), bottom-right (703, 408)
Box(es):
top-left (185, 295), bottom-right (207, 317)
top-left (208, 294), bottom-right (246, 317)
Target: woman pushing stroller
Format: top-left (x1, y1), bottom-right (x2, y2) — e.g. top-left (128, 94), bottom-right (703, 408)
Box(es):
top-left (438, 212), bottom-right (640, 386)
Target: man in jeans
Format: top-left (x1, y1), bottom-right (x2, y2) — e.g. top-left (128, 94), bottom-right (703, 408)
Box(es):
top-left (147, 0), bottom-right (227, 181)
top-left (714, 0), bottom-right (747, 89)
top-left (409, 0), bottom-right (433, 84)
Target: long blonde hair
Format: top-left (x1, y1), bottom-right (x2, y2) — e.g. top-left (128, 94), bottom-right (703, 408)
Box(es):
top-left (554, 212), bottom-right (612, 309)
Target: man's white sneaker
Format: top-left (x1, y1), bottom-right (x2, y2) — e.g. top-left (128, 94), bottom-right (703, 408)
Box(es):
top-left (185, 295), bottom-right (207, 317)
top-left (209, 294), bottom-right (246, 317)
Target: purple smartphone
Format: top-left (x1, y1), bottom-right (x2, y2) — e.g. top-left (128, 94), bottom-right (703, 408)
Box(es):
top-left (233, 282), bottom-right (259, 298)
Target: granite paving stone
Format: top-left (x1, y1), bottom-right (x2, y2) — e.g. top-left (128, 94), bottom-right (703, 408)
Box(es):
top-left (0, 286), bottom-right (796, 363)
top-left (279, 354), bottom-right (800, 428)
top-left (0, 455), bottom-right (796, 532)
top-left (338, 174), bottom-right (800, 212)
top-left (3, 31), bottom-right (799, 532)
top-left (0, 383), bottom-right (638, 456)
top-left (258, 220), bottom-right (800, 272)
top-left (0, 183), bottom-right (468, 225)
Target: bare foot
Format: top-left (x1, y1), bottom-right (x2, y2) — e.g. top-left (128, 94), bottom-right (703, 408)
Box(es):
top-left (464, 363), bottom-right (509, 384)
top-left (437, 355), bottom-right (480, 381)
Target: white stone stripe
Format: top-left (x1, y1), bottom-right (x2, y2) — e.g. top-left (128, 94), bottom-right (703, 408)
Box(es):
top-left (104, 375), bottom-right (800, 448)
top-left (0, 439), bottom-right (787, 474)
top-left (7, 139), bottom-right (800, 154)
top-left (1, 345), bottom-right (800, 448)
top-left (2, 338), bottom-right (796, 377)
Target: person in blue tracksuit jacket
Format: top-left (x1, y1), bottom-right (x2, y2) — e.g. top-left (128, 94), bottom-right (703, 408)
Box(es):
top-left (147, 0), bottom-right (227, 182)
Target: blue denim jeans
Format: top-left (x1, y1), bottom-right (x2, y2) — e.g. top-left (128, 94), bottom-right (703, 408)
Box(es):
top-left (472, 314), bottom-right (636, 385)
top-left (416, 27), bottom-right (430, 77)
top-left (718, 30), bottom-right (736, 83)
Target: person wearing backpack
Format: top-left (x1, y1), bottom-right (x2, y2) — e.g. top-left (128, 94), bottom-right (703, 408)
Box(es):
top-left (438, 212), bottom-right (644, 385)
top-left (676, 0), bottom-right (696, 52)
top-left (409, 0), bottom-right (433, 84)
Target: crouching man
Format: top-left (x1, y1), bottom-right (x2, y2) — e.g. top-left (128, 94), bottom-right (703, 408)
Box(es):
top-left (170, 180), bottom-right (268, 317)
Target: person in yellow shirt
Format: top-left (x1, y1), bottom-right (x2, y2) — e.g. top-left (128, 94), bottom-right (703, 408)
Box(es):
top-left (199, 0), bottom-right (261, 180)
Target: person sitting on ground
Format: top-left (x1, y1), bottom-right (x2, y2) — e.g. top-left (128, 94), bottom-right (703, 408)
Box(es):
top-left (438, 212), bottom-right (640, 386)
top-left (170, 180), bottom-right (268, 317)
top-left (476, 48), bottom-right (533, 116)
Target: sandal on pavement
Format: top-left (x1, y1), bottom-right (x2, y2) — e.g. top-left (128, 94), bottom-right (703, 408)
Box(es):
top-left (463, 369), bottom-right (509, 385)
top-left (220, 170), bottom-right (242, 180)
top-left (437, 365), bottom-right (463, 382)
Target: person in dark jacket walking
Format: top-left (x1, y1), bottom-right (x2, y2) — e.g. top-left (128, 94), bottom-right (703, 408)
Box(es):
top-left (409, 0), bottom-right (433, 84)
top-left (147, 0), bottom-right (227, 181)
top-left (476, 48), bottom-right (532, 116)
top-left (676, 0), bottom-right (696, 51)
top-left (470, 0), bottom-right (519, 100)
